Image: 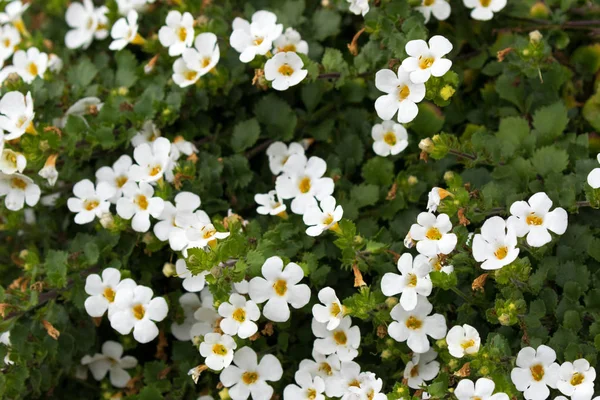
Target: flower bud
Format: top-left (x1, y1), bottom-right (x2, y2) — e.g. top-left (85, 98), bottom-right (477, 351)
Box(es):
top-left (529, 30), bottom-right (543, 44)
top-left (99, 213), bottom-right (115, 229)
top-left (381, 349), bottom-right (392, 360)
top-left (38, 154), bottom-right (58, 186)
top-left (419, 138), bottom-right (434, 153)
top-left (443, 171), bottom-right (455, 181)
top-left (162, 262), bottom-right (176, 277)
top-left (385, 297), bottom-right (398, 309)
top-left (498, 313), bottom-right (511, 326)
top-left (407, 176), bottom-right (418, 186)
top-left (530, 2), bottom-right (550, 19)
top-left (440, 85), bottom-right (455, 101)
top-left (117, 87), bottom-right (129, 96)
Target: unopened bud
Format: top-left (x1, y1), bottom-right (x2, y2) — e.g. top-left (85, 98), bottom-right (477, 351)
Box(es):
top-left (530, 2), bottom-right (550, 19)
top-left (385, 297), bottom-right (398, 309)
top-left (419, 138), bottom-right (434, 153)
top-left (498, 313), bottom-right (511, 326)
top-left (218, 387), bottom-right (230, 400)
top-left (529, 30), bottom-right (543, 43)
top-left (381, 349), bottom-right (392, 360)
top-left (440, 85), bottom-right (455, 101)
top-left (404, 232), bottom-right (415, 248)
top-left (407, 176), bottom-right (418, 186)
top-left (144, 54), bottom-right (159, 74)
top-left (162, 262), bottom-right (176, 277)
top-left (99, 213), bottom-right (114, 229)
top-left (443, 171), bottom-right (455, 181)
top-left (117, 87), bottom-right (129, 96)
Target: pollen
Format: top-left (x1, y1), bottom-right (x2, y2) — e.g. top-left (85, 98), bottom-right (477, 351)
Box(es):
top-left (212, 343), bottom-right (228, 356)
top-left (407, 273), bottom-right (418, 287)
top-left (232, 308), bottom-right (246, 322)
top-left (410, 365), bottom-right (419, 377)
top-left (115, 176), bottom-right (128, 188)
top-left (330, 302), bottom-right (342, 316)
top-left (278, 64), bottom-right (295, 76)
top-left (28, 62), bottom-right (38, 77)
top-left (333, 330), bottom-right (347, 345)
top-left (307, 388), bottom-right (317, 400)
top-left (526, 213), bottom-right (544, 226)
top-left (398, 85), bottom-right (411, 100)
top-left (279, 44), bottom-right (297, 53)
top-left (201, 57), bottom-right (212, 68)
top-left (10, 177), bottom-right (27, 190)
top-left (135, 194), bottom-right (149, 210)
top-left (461, 339), bottom-right (475, 349)
top-left (298, 177), bottom-right (311, 193)
top-left (273, 279), bottom-right (288, 296)
top-left (494, 246), bottom-right (508, 260)
top-left (177, 27), bottom-right (187, 42)
top-left (323, 214), bottom-right (334, 226)
top-left (423, 0), bottom-right (435, 5)
top-left (149, 165), bottom-right (162, 176)
top-left (132, 304), bottom-right (145, 320)
top-left (383, 131), bottom-right (397, 146)
top-left (405, 316), bottom-right (423, 330)
top-left (530, 364), bottom-right (545, 381)
top-left (425, 227), bottom-right (442, 240)
top-left (419, 56), bottom-right (435, 70)
top-left (184, 70), bottom-right (198, 81)
top-left (103, 287), bottom-right (116, 303)
top-left (253, 37), bottom-right (264, 46)
top-left (570, 372), bottom-right (585, 386)
top-left (480, 0), bottom-right (491, 6)
top-left (242, 371), bottom-right (259, 385)
top-left (83, 199), bottom-right (99, 211)
top-left (319, 362), bottom-right (332, 375)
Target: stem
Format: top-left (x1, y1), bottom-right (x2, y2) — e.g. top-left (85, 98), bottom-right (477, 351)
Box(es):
top-left (577, 201), bottom-right (591, 207)
top-left (448, 149), bottom-right (477, 161)
top-left (450, 286), bottom-right (473, 304)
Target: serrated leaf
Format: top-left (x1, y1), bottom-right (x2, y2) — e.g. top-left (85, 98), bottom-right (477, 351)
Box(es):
top-left (46, 250), bottom-right (69, 288)
top-left (231, 118), bottom-right (260, 153)
top-left (531, 146), bottom-right (569, 176)
top-left (533, 102), bottom-right (568, 145)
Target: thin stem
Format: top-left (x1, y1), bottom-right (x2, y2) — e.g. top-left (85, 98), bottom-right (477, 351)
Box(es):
top-left (450, 286), bottom-right (473, 304)
top-left (448, 149), bottom-right (477, 161)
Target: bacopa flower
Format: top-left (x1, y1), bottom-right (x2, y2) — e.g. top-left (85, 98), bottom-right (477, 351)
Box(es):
top-left (381, 253), bottom-right (432, 311)
top-left (0, 172), bottom-right (40, 211)
top-left (417, 0), bottom-right (451, 23)
top-left (427, 254), bottom-right (454, 274)
top-left (255, 190), bottom-right (287, 216)
top-left (472, 216), bottom-right (519, 270)
top-left (388, 295), bottom-right (446, 353)
top-left (510, 345), bottom-right (560, 400)
top-left (0, 25), bottom-right (20, 62)
top-left (426, 187), bottom-right (452, 213)
top-left (171, 289), bottom-right (215, 341)
top-left (0, 149), bottom-right (26, 175)
top-left (218, 293), bottom-right (261, 339)
top-left (303, 196), bottom-right (343, 237)
top-left (347, 372), bottom-right (387, 400)
top-left (587, 154), bottom-right (600, 188)
top-left (347, 0), bottom-right (370, 16)
top-left (463, 0), bottom-right (507, 21)
top-left (371, 120), bottom-right (409, 157)
top-left (95, 155), bottom-right (133, 203)
top-left (283, 370), bottom-right (326, 400)
top-left (219, 346), bottom-right (283, 400)
top-left (84, 268), bottom-right (136, 318)
top-left (0, 1), bottom-right (29, 30)
top-left (116, 181), bottom-right (164, 233)
top-left (248, 256), bottom-right (310, 322)
top-left (557, 359), bottom-right (596, 400)
top-left (274, 28), bottom-right (308, 54)
top-left (266, 141), bottom-right (305, 175)
top-left (0, 91), bottom-right (35, 140)
top-left (176, 32), bottom-right (220, 85)
top-left (403, 349), bottom-right (439, 389)
top-left (229, 10), bottom-right (283, 63)
top-left (312, 287), bottom-right (345, 331)
top-left (455, 378), bottom-right (509, 400)
top-left (312, 316), bottom-right (361, 362)
top-left (65, 0), bottom-right (108, 49)
top-left (446, 324), bottom-right (480, 358)
top-left (131, 120), bottom-right (161, 147)
top-left (409, 212), bottom-right (458, 257)
top-left (199, 333), bottom-right (237, 371)
top-left (324, 361), bottom-right (361, 397)
top-left (38, 154), bottom-right (58, 186)
top-left (299, 350), bottom-right (341, 382)
top-left (128, 137), bottom-right (171, 182)
top-left (80, 341), bottom-right (138, 388)
top-left (175, 259), bottom-right (208, 293)
top-left (111, 285), bottom-right (169, 344)
top-left (13, 47), bottom-right (49, 84)
top-left (185, 216), bottom-right (230, 252)
top-left (374, 66), bottom-right (426, 124)
top-left (275, 154), bottom-right (334, 215)
top-left (153, 191), bottom-right (202, 251)
top-left (507, 192), bottom-right (568, 247)
top-left (158, 11), bottom-right (194, 56)
top-left (0, 331), bottom-right (12, 365)
top-left (401, 36), bottom-right (453, 84)
top-left (109, 10), bottom-right (144, 51)
top-left (264, 51), bottom-right (308, 91)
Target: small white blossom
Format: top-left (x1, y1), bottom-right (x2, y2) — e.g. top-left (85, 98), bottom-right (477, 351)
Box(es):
top-left (374, 66), bottom-right (426, 123)
top-left (266, 141), bottom-right (305, 175)
top-left (248, 256), bottom-right (311, 322)
top-left (95, 155), bottom-right (133, 203)
top-left (218, 293), bottom-right (261, 339)
top-left (178, 32), bottom-right (220, 81)
top-left (417, 0), bottom-right (451, 23)
top-left (381, 253), bottom-right (432, 311)
top-left (48, 54), bottom-right (63, 73)
top-left (80, 341), bottom-right (138, 388)
top-left (38, 154), bottom-right (58, 186)
top-left (463, 0), bottom-right (507, 21)
top-left (0, 1), bottom-right (29, 25)
top-left (199, 333), bottom-right (237, 371)
top-left (0, 25), bottom-right (20, 62)
top-left (116, 0), bottom-right (150, 15)
top-left (371, 120), bottom-right (409, 157)
top-left (312, 316), bottom-right (360, 362)
top-left (303, 196), bottom-right (343, 237)
top-left (298, 350), bottom-right (341, 382)
top-left (347, 372), bottom-right (387, 400)
top-left (255, 190), bottom-right (287, 216)
top-left (274, 28), bottom-right (308, 54)
top-left (128, 137), bottom-right (171, 183)
top-left (455, 378), bottom-right (509, 400)
top-left (587, 154), bottom-right (600, 188)
top-left (507, 192), bottom-right (568, 247)
top-left (131, 121), bottom-right (161, 147)
top-left (55, 97), bottom-right (103, 128)
top-left (312, 287), bottom-right (345, 331)
top-left (84, 268), bottom-right (137, 319)
top-left (64, 0), bottom-right (108, 49)
top-left (109, 10), bottom-right (143, 51)
top-left (1, 331), bottom-right (12, 365)
top-left (446, 324), bottom-right (480, 358)
top-left (427, 255), bottom-right (454, 274)
top-left (116, 181), bottom-right (165, 233)
top-left (409, 212), bottom-right (458, 257)
top-left (154, 191), bottom-right (202, 251)
top-left (401, 36), bottom-right (453, 84)
top-left (264, 52), bottom-right (308, 91)
top-left (158, 11), bottom-right (195, 56)
top-left (557, 359), bottom-right (596, 400)
top-left (229, 11), bottom-right (283, 63)
top-left (13, 47), bottom-right (49, 83)
top-left (283, 370), bottom-right (326, 400)
top-left (426, 187), bottom-right (452, 213)
top-left (510, 345), bottom-right (560, 400)
top-left (175, 258), bottom-right (209, 293)
top-left (0, 172), bottom-right (40, 211)
top-left (0, 149), bottom-right (26, 175)
top-left (347, 0), bottom-right (369, 16)
top-left (0, 91), bottom-right (35, 140)
top-left (404, 349), bottom-right (439, 389)
top-left (170, 289), bottom-right (215, 341)
top-left (472, 216), bottom-right (519, 270)
top-left (185, 214), bottom-right (230, 252)
top-left (324, 361), bottom-right (361, 397)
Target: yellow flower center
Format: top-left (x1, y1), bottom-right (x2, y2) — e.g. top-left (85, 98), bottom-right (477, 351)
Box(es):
top-left (16, 116), bottom-right (27, 128)
top-left (28, 62), bottom-right (38, 77)
top-left (201, 57), bottom-right (211, 68)
top-left (494, 246), bottom-right (508, 260)
top-left (433, 260), bottom-right (443, 271)
top-left (253, 37), bottom-right (264, 46)
top-left (103, 287), bottom-right (116, 303)
top-left (149, 165), bottom-right (162, 176)
top-left (202, 227), bottom-right (216, 239)
top-left (279, 44), bottom-right (297, 52)
top-left (406, 316), bottom-right (423, 330)
top-left (407, 273), bottom-right (418, 287)
top-left (11, 177), bottom-right (26, 190)
top-left (398, 85), bottom-right (411, 100)
top-left (83, 199), bottom-right (99, 211)
top-left (2, 38), bottom-right (10, 48)
top-left (273, 279), bottom-right (288, 296)
top-left (184, 70), bottom-right (198, 81)
top-left (461, 339), bottom-right (475, 349)
top-left (383, 131), bottom-right (397, 146)
top-left (348, 379), bottom-right (361, 388)
top-left (177, 27), bottom-right (187, 42)
top-left (526, 213), bottom-right (544, 226)
top-left (333, 330), bottom-right (347, 345)
top-left (323, 214), bottom-right (334, 226)
top-left (319, 362), bottom-right (332, 375)
top-left (571, 372), bottom-right (585, 386)
top-left (425, 227), bottom-right (442, 240)
top-left (423, 0), bottom-right (435, 5)
top-left (298, 177), bottom-right (311, 193)
top-left (132, 304), bottom-right (145, 320)
top-left (419, 56), bottom-right (435, 70)
top-left (232, 308), bottom-right (246, 322)
top-left (480, 0), bottom-right (491, 6)
top-left (330, 302), bottom-right (342, 316)
top-left (410, 365), bottom-right (419, 377)
top-left (307, 388), bottom-right (317, 400)
top-left (116, 176), bottom-right (128, 188)
top-left (212, 343), bottom-right (228, 356)
top-left (242, 371), bottom-right (259, 385)
top-left (530, 364), bottom-right (545, 381)
top-left (278, 64), bottom-right (295, 76)
top-left (135, 194), bottom-right (149, 210)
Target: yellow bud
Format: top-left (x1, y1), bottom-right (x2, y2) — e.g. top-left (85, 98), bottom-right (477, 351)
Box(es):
top-left (479, 366), bottom-right (490, 375)
top-left (530, 2), bottom-right (550, 19)
top-left (436, 338), bottom-right (448, 348)
top-left (498, 313), bottom-right (511, 326)
top-left (219, 388), bottom-right (231, 400)
top-left (443, 171), bottom-right (455, 181)
top-left (381, 349), bottom-right (392, 359)
top-left (529, 30), bottom-right (543, 44)
top-left (440, 85), bottom-right (456, 101)
top-left (407, 175), bottom-right (418, 185)
top-left (162, 262), bottom-right (176, 277)
top-left (522, 49), bottom-right (530, 56)
top-left (419, 138), bottom-right (434, 153)
top-left (117, 87), bottom-right (129, 96)
top-left (385, 297), bottom-right (398, 308)
top-left (508, 302), bottom-right (516, 310)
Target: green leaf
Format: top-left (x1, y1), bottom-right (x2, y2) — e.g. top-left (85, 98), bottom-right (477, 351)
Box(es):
top-left (45, 250), bottom-right (69, 288)
top-left (361, 157), bottom-right (394, 186)
top-left (254, 94), bottom-right (297, 140)
top-left (531, 146), bottom-right (569, 176)
top-left (496, 116), bottom-right (532, 157)
top-left (115, 50), bottom-right (138, 88)
top-left (231, 118), bottom-right (261, 153)
top-left (350, 184), bottom-right (379, 208)
top-left (532, 102), bottom-right (568, 145)
top-left (67, 57), bottom-right (98, 90)
top-left (312, 9), bottom-right (340, 41)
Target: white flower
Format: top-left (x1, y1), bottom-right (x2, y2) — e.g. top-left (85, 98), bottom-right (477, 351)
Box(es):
top-left (303, 196), bottom-right (343, 237)
top-left (275, 154), bottom-right (334, 215)
top-left (185, 215), bottom-right (230, 252)
top-left (284, 370), bottom-right (326, 400)
top-left (109, 10), bottom-right (143, 51)
top-left (55, 97), bottom-right (103, 128)
top-left (587, 154), bottom-right (600, 188)
top-left (229, 11), bottom-right (283, 63)
top-left (557, 359), bottom-right (596, 400)
top-left (312, 287), bottom-right (345, 331)
top-left (110, 284), bottom-right (169, 344)
top-left (403, 349), bottom-right (439, 389)
top-left (0, 149), bottom-right (26, 174)
top-left (298, 350), bottom-right (341, 382)
top-left (374, 66), bottom-right (426, 123)
top-left (446, 324), bottom-right (480, 358)
top-left (173, 58), bottom-right (201, 88)
top-left (220, 347), bottom-right (283, 400)
top-left (371, 120), bottom-right (409, 157)
top-left (116, 181), bottom-right (164, 233)
top-left (128, 137), bottom-right (171, 182)
top-left (347, 372), bottom-right (387, 400)
top-left (266, 141), bottom-right (305, 175)
top-left (274, 28), bottom-right (308, 54)
top-left (178, 32), bottom-right (220, 79)
top-left (507, 192), bottom-right (568, 247)
top-left (64, 0), bottom-right (108, 49)
top-left (347, 0), bottom-right (370, 16)
top-left (84, 268), bottom-right (137, 318)
top-left (255, 190), bottom-right (287, 216)
top-left (172, 135), bottom-right (198, 157)
top-left (417, 0), bottom-right (451, 23)
top-left (116, 0), bottom-right (149, 15)
top-left (38, 154), bottom-right (58, 186)
top-left (401, 36), bottom-right (453, 84)
top-left (158, 11), bottom-right (194, 56)
top-left (171, 289), bottom-right (215, 341)
top-left (455, 378), bottom-right (509, 400)
top-left (199, 333), bottom-right (237, 371)
top-left (175, 258), bottom-right (209, 292)
top-left (0, 1), bottom-right (29, 25)
top-left (218, 293), bottom-right (261, 339)
top-left (0, 25), bottom-right (20, 61)
top-left (510, 345), bottom-right (560, 400)
top-left (80, 341), bottom-right (137, 388)
top-left (13, 47), bottom-right (48, 83)
top-left (0, 91), bottom-right (35, 140)
top-left (381, 253), bottom-right (432, 311)
top-left (1, 331), bottom-right (12, 365)
top-left (463, 0), bottom-right (507, 21)
top-left (324, 361), bottom-right (361, 397)
top-left (48, 54), bottom-right (63, 73)
top-left (427, 255), bottom-right (454, 274)
top-left (153, 191), bottom-right (202, 250)
top-left (426, 187), bottom-right (452, 213)
top-left (312, 316), bottom-right (360, 362)
top-left (95, 155), bottom-right (133, 203)
top-left (264, 52), bottom-right (308, 91)
top-left (131, 120), bottom-right (161, 147)
top-left (472, 216), bottom-right (519, 270)
top-left (0, 172), bottom-right (40, 211)
top-left (409, 212), bottom-right (457, 257)
top-left (388, 295), bottom-right (446, 353)
top-left (248, 256), bottom-right (311, 322)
